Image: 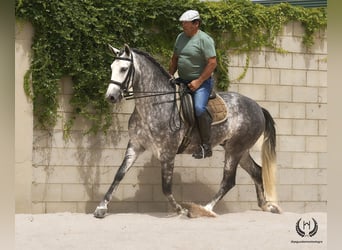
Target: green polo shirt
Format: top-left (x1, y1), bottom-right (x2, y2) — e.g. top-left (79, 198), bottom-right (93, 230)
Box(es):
top-left (174, 30), bottom-right (216, 80)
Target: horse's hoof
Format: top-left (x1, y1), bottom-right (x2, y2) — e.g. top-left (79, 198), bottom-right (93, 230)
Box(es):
top-left (94, 206), bottom-right (107, 218)
top-left (182, 202), bottom-right (217, 218)
top-left (175, 206), bottom-right (189, 216)
top-left (262, 202), bottom-right (282, 214)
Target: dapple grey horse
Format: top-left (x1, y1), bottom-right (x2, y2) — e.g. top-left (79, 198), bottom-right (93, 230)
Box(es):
top-left (94, 44), bottom-right (281, 218)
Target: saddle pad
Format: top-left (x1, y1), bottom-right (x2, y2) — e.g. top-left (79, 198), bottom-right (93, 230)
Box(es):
top-left (207, 93), bottom-right (228, 125)
top-left (177, 85), bottom-right (228, 126)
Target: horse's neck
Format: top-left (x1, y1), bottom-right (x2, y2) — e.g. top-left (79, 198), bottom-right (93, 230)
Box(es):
top-left (132, 53), bottom-right (176, 122)
top-left (134, 53), bottom-right (173, 93)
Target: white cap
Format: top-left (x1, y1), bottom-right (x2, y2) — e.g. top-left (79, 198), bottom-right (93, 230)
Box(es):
top-left (179, 10), bottom-right (200, 22)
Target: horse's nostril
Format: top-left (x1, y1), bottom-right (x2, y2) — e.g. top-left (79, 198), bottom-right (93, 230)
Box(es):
top-left (110, 96), bottom-right (115, 101)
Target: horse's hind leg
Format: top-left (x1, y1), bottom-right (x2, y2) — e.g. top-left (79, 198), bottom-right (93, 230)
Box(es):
top-left (94, 141), bottom-right (144, 218)
top-left (239, 152), bottom-right (281, 213)
top-left (204, 151), bottom-right (241, 212)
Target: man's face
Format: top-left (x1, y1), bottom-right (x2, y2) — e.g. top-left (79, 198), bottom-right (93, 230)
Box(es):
top-left (181, 21), bottom-right (199, 37)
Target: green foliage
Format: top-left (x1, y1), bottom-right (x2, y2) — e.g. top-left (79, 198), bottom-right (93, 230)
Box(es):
top-left (15, 0), bottom-right (326, 133)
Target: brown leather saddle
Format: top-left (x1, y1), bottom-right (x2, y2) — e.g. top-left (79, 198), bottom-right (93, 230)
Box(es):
top-left (177, 83), bottom-right (228, 153)
top-left (179, 84), bottom-right (228, 127)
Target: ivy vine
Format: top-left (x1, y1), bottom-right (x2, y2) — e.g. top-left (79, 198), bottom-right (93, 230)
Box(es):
top-left (15, 0), bottom-right (327, 133)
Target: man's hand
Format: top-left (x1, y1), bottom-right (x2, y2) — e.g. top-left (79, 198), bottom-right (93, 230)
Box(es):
top-left (188, 79), bottom-right (202, 92)
top-left (169, 75), bottom-right (177, 86)
top-left (188, 57), bottom-right (217, 92)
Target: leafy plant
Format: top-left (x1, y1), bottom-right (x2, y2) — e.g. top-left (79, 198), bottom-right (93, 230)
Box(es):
top-left (15, 0), bottom-right (326, 133)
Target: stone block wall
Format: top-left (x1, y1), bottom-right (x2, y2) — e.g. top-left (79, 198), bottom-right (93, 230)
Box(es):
top-left (228, 21), bottom-right (327, 212)
top-left (15, 21), bottom-right (327, 214)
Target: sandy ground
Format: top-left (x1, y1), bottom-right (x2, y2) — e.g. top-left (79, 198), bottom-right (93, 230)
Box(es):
top-left (15, 210), bottom-right (326, 250)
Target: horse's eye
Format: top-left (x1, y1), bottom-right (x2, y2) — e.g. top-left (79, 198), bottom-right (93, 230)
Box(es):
top-left (120, 67), bottom-right (128, 73)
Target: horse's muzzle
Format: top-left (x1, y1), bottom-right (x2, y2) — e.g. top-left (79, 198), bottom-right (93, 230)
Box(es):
top-left (108, 95), bottom-right (116, 103)
top-left (106, 94), bottom-right (122, 103)
top-left (105, 83), bottom-right (122, 103)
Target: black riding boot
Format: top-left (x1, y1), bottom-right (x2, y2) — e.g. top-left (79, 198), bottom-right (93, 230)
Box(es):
top-left (192, 111), bottom-right (213, 159)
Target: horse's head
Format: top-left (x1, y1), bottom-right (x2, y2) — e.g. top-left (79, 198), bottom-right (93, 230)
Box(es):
top-left (105, 44), bottom-right (134, 103)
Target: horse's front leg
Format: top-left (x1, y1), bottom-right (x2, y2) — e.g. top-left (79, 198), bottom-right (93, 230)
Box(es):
top-left (94, 141), bottom-right (144, 218)
top-left (161, 160), bottom-right (187, 215)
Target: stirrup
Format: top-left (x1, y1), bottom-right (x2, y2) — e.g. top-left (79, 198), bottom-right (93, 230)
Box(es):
top-left (192, 144), bottom-right (212, 159)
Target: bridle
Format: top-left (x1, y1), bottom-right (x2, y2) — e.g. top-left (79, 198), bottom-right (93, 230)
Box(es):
top-left (109, 53), bottom-right (135, 98)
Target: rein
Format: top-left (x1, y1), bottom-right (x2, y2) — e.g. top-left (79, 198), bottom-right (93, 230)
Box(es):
top-left (123, 76), bottom-right (180, 100)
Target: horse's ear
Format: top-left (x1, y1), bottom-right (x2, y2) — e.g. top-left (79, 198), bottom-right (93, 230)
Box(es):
top-left (124, 43), bottom-right (131, 56)
top-left (108, 44), bottom-right (120, 56)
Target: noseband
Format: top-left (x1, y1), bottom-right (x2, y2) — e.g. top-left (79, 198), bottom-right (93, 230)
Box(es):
top-left (110, 53), bottom-right (135, 98)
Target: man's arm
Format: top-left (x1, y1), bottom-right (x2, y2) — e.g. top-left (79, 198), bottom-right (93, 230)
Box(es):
top-left (169, 53), bottom-right (179, 76)
top-left (188, 56), bottom-right (217, 91)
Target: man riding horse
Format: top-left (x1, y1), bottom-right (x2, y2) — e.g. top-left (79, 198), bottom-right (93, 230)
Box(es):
top-left (169, 10), bottom-right (217, 159)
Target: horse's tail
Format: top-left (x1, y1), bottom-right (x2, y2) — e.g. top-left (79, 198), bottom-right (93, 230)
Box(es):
top-left (261, 107), bottom-right (277, 202)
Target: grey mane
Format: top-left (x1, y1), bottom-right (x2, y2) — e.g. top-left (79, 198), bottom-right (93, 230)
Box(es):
top-left (132, 48), bottom-right (171, 79)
